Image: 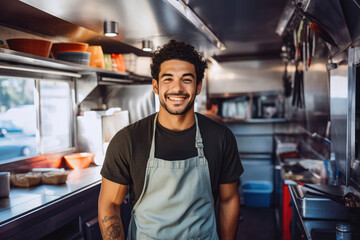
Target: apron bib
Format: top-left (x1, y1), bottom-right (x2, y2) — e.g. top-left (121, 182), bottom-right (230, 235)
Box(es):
top-left (127, 113), bottom-right (218, 240)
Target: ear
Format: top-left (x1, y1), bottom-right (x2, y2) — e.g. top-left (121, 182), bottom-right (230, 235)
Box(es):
top-left (152, 79), bottom-right (159, 95)
top-left (196, 81), bottom-right (203, 95)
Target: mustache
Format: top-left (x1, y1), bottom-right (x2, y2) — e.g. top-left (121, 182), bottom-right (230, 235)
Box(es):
top-left (165, 93), bottom-right (190, 98)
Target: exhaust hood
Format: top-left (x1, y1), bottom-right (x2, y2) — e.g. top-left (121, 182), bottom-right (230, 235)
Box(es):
top-left (277, 0), bottom-right (354, 56)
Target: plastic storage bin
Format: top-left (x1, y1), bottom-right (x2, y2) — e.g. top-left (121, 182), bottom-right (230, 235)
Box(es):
top-left (243, 181), bottom-right (273, 207)
top-left (238, 160), bottom-right (274, 204)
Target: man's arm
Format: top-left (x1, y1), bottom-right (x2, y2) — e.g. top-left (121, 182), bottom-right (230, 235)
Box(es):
top-left (98, 177), bottom-right (128, 240)
top-left (217, 180), bottom-right (240, 240)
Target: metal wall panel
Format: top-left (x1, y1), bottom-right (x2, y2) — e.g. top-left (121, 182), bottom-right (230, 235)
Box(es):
top-left (106, 84), bottom-right (155, 124)
top-left (207, 60), bottom-right (283, 95)
top-left (330, 63), bottom-right (348, 181)
top-left (303, 59), bottom-right (330, 136)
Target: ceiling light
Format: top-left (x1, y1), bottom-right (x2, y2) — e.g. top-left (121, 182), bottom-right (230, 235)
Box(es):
top-left (104, 21), bottom-right (119, 37)
top-left (142, 40), bottom-right (153, 52)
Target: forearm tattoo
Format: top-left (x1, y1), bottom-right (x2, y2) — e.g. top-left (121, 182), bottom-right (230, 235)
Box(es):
top-left (101, 215), bottom-right (123, 240)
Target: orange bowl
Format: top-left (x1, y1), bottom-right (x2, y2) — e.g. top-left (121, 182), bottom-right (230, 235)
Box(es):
top-left (52, 42), bottom-right (89, 58)
top-left (6, 38), bottom-right (52, 57)
top-left (64, 152), bottom-right (94, 169)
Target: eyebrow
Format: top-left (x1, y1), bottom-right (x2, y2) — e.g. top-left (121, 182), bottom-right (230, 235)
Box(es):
top-left (160, 73), bottom-right (195, 78)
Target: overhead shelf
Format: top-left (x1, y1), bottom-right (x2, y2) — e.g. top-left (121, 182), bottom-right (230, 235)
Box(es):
top-left (0, 48), bottom-right (151, 83)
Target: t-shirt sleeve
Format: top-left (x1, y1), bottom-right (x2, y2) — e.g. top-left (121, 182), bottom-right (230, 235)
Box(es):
top-left (100, 127), bottom-right (132, 185)
top-left (220, 127), bottom-right (244, 184)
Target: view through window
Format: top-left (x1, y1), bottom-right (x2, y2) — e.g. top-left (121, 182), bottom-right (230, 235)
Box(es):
top-left (0, 76), bottom-right (73, 162)
top-left (40, 80), bottom-right (72, 153)
top-left (0, 77), bottom-right (37, 161)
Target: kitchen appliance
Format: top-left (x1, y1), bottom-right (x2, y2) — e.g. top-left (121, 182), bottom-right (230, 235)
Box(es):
top-left (76, 109), bottom-right (129, 165)
top-left (293, 184), bottom-right (349, 219)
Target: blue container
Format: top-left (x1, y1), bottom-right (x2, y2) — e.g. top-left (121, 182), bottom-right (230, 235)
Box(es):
top-left (243, 181), bottom-right (273, 207)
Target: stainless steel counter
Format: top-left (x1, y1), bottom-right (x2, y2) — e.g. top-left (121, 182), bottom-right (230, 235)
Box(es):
top-left (0, 166), bottom-right (101, 226)
top-left (288, 185), bottom-right (336, 240)
top-left (288, 185), bottom-right (360, 240)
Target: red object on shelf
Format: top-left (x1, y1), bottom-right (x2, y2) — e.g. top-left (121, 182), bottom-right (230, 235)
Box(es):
top-left (111, 53), bottom-right (125, 72)
top-left (6, 38), bottom-right (53, 57)
top-left (282, 183), bottom-right (292, 240)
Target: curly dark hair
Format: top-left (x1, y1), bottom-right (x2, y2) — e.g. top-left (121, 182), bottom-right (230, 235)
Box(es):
top-left (151, 40), bottom-right (208, 85)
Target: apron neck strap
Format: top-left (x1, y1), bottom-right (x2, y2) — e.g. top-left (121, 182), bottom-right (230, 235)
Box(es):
top-left (194, 114), bottom-right (205, 158)
top-left (149, 113), bottom-right (158, 159)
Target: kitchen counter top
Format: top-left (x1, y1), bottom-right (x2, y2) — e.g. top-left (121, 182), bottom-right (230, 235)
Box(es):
top-left (288, 185), bottom-right (360, 240)
top-left (0, 165), bottom-right (102, 227)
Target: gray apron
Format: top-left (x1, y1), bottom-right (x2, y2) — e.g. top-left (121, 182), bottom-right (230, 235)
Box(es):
top-left (127, 113), bottom-right (218, 240)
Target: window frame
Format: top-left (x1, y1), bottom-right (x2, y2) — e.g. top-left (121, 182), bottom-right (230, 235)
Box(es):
top-left (0, 67), bottom-right (77, 166)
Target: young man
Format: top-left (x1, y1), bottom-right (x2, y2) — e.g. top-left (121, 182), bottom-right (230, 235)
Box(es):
top-left (98, 40), bottom-right (243, 240)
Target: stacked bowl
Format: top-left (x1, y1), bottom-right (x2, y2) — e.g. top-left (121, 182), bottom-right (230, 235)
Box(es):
top-left (52, 42), bottom-right (90, 66)
top-left (6, 38), bottom-right (53, 57)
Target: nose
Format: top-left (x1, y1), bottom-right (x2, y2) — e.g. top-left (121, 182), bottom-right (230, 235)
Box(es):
top-left (170, 79), bottom-right (184, 93)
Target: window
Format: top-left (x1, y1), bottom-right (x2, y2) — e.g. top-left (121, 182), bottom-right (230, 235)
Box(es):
top-left (0, 77), bottom-right (37, 161)
top-left (0, 76), bottom-right (74, 162)
top-left (40, 80), bottom-right (73, 153)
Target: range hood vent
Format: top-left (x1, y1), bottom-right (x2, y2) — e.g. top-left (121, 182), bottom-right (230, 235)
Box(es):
top-left (76, 70), bottom-right (152, 104)
top-left (277, 0), bottom-right (354, 55)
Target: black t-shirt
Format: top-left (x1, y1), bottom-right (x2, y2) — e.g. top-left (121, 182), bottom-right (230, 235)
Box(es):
top-left (101, 112), bottom-right (243, 206)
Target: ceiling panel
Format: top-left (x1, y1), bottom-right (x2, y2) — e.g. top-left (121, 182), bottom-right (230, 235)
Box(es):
top-left (3, 0), bottom-right (287, 59)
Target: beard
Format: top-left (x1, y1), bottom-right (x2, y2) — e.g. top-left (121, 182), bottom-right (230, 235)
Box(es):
top-left (159, 92), bottom-right (195, 115)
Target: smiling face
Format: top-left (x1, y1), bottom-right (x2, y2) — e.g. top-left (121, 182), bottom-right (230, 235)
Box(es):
top-left (153, 59), bottom-right (202, 116)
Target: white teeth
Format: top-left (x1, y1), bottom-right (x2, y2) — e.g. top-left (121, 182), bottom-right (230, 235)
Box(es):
top-left (168, 97), bottom-right (184, 101)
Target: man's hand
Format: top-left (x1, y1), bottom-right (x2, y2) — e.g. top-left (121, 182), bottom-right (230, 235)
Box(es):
top-left (98, 177), bottom-right (128, 240)
top-left (217, 180), bottom-right (240, 240)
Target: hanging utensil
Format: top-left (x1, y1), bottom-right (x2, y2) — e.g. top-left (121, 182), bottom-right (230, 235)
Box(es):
top-left (299, 69), bottom-right (305, 108)
top-left (297, 20), bottom-right (304, 62)
top-left (302, 22), bottom-right (307, 71)
top-left (283, 62), bottom-right (292, 98)
top-left (293, 29), bottom-right (298, 60)
top-left (307, 24), bottom-right (311, 69)
top-left (292, 64), bottom-right (299, 106)
top-left (312, 32), bottom-right (316, 57)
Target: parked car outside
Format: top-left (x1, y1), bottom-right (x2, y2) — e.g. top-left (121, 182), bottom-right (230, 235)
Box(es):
top-left (2, 105), bottom-right (36, 134)
top-left (0, 129), bottom-right (36, 160)
top-left (0, 119), bottom-right (23, 133)
top-left (0, 105), bottom-right (37, 161)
